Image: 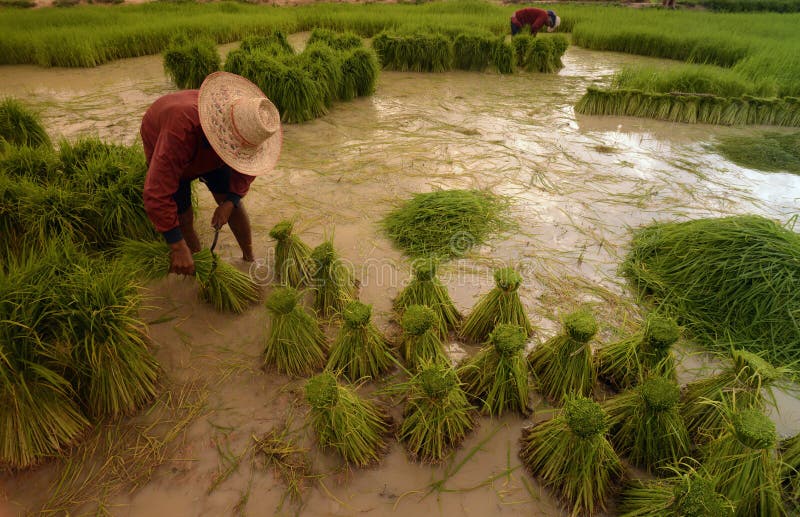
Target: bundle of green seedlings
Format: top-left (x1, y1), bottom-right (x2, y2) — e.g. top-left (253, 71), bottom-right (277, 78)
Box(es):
top-left (602, 377), bottom-right (691, 474)
top-left (398, 360), bottom-right (476, 463)
top-left (306, 27), bottom-right (362, 51)
top-left (269, 220), bottom-right (313, 287)
top-left (399, 304), bottom-right (448, 371)
top-left (460, 267), bottom-right (533, 344)
top-left (452, 31), bottom-right (513, 74)
top-left (713, 131), bottom-right (800, 175)
top-left (326, 300), bottom-right (393, 382)
top-left (519, 396), bottom-right (624, 517)
top-left (621, 215), bottom-right (800, 366)
top-left (264, 286), bottom-right (327, 377)
top-left (528, 309), bottom-right (598, 405)
top-left (0, 97), bottom-right (51, 147)
top-left (309, 240), bottom-right (356, 318)
top-left (682, 349), bottom-right (786, 442)
top-left (595, 313), bottom-right (680, 391)
top-left (780, 432), bottom-right (800, 504)
top-left (394, 259), bottom-right (460, 338)
top-left (162, 35), bottom-right (220, 89)
top-left (304, 371), bottom-right (391, 467)
top-left (371, 31), bottom-right (454, 72)
top-left (511, 34), bottom-right (569, 73)
top-left (702, 407), bottom-right (785, 516)
top-left (618, 466), bottom-right (734, 516)
top-left (457, 323), bottom-right (530, 416)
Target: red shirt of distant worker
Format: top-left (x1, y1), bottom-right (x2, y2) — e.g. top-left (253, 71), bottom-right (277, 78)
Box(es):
top-left (510, 7), bottom-right (561, 36)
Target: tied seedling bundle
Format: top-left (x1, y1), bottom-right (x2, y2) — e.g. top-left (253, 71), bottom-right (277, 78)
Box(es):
top-left (460, 267), bottom-right (533, 344)
top-left (780, 433), bottom-right (800, 502)
top-left (457, 323), bottom-right (530, 416)
top-left (310, 240), bottom-right (356, 318)
top-left (528, 309), bottom-right (598, 405)
top-left (519, 396), bottom-right (624, 517)
top-left (264, 287), bottom-right (327, 377)
top-left (394, 260), bottom-right (460, 337)
top-left (398, 360), bottom-right (476, 463)
top-left (194, 249), bottom-right (260, 314)
top-left (0, 97), bottom-right (51, 148)
top-left (603, 377), bottom-right (691, 474)
top-left (307, 28), bottom-right (362, 51)
top-left (399, 304), bottom-right (448, 370)
top-left (326, 300), bottom-right (393, 382)
top-left (371, 31), bottom-right (453, 73)
top-left (305, 372), bottom-right (391, 467)
top-left (595, 313), bottom-right (680, 391)
top-left (512, 34), bottom-right (568, 73)
top-left (618, 467), bottom-right (734, 517)
top-left (713, 131), bottom-right (800, 175)
top-left (162, 36), bottom-right (221, 89)
top-left (452, 31), bottom-right (513, 74)
top-left (269, 220), bottom-right (312, 287)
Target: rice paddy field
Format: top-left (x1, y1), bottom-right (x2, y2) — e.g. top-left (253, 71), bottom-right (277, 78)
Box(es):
top-left (1, 2), bottom-right (800, 516)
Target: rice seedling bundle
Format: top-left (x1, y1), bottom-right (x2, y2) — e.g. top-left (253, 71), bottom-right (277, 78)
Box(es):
top-left (269, 220), bottom-right (312, 287)
top-left (371, 31), bottom-right (453, 73)
top-left (398, 360), bottom-right (476, 463)
top-left (399, 304), bottom-right (447, 370)
top-left (0, 97), bottom-right (51, 148)
top-left (512, 35), bottom-right (533, 68)
top-left (239, 31), bottom-right (294, 55)
top-left (307, 28), bottom-right (362, 51)
top-left (713, 130), bottom-right (800, 174)
top-left (457, 323), bottom-right (530, 416)
top-left (274, 65), bottom-right (327, 124)
top-left (519, 396), bottom-right (624, 517)
top-left (194, 249), bottom-right (260, 313)
top-left (453, 31), bottom-right (499, 72)
top-left (338, 47), bottom-right (379, 101)
top-left (603, 377), bottom-right (691, 473)
top-left (618, 468), bottom-right (734, 516)
top-left (682, 349), bottom-right (785, 442)
top-left (0, 143), bottom-right (59, 184)
top-left (622, 215), bottom-right (800, 365)
top-left (326, 300), bottom-right (393, 382)
top-left (298, 43), bottom-right (342, 107)
top-left (702, 408), bottom-right (784, 516)
top-left (512, 34), bottom-right (568, 73)
top-left (162, 37), bottom-right (221, 90)
top-left (305, 371), bottom-right (390, 467)
top-left (595, 313), bottom-right (680, 391)
top-left (781, 433), bottom-right (800, 502)
top-left (394, 260), bottom-right (460, 337)
top-left (264, 286), bottom-right (327, 376)
top-left (16, 180), bottom-right (96, 247)
top-left (491, 40), bottom-right (514, 74)
top-left (310, 241), bottom-right (356, 318)
top-left (460, 267), bottom-right (533, 344)
top-left (117, 239), bottom-right (171, 280)
top-left (528, 309), bottom-right (598, 405)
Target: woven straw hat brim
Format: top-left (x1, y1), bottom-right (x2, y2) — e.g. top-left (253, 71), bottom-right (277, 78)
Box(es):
top-left (198, 72), bottom-right (283, 177)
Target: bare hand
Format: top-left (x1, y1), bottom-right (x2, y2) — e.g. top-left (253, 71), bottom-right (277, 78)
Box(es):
top-left (169, 240), bottom-right (195, 275)
top-left (211, 201), bottom-right (234, 229)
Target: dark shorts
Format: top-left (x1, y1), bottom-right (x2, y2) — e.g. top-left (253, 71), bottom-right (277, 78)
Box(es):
top-left (174, 166), bottom-right (231, 214)
top-left (511, 19), bottom-right (522, 36)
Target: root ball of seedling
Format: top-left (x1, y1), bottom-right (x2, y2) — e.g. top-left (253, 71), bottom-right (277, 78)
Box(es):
top-left (565, 397), bottom-right (608, 439)
top-left (266, 287), bottom-right (299, 315)
top-left (413, 260), bottom-right (437, 281)
top-left (564, 310), bottom-right (598, 343)
top-left (490, 323), bottom-right (527, 357)
top-left (732, 409), bottom-right (776, 450)
top-left (640, 377), bottom-right (681, 411)
top-left (305, 372), bottom-right (339, 409)
top-left (342, 300), bottom-right (372, 328)
top-left (644, 314), bottom-right (680, 351)
top-left (494, 267), bottom-right (522, 291)
top-left (269, 220), bottom-right (293, 241)
top-left (672, 476), bottom-right (730, 517)
top-left (734, 350), bottom-right (780, 385)
top-left (418, 363), bottom-right (457, 400)
top-left (402, 305), bottom-right (437, 336)
top-left (311, 241), bottom-right (335, 266)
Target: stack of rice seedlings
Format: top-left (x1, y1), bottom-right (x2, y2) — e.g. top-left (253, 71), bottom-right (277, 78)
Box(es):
top-left (305, 371), bottom-right (391, 467)
top-left (0, 97), bottom-right (51, 148)
top-left (399, 304), bottom-right (448, 371)
top-left (457, 323), bottom-right (530, 416)
top-left (618, 467), bottom-right (734, 516)
top-left (525, 38), bottom-right (555, 73)
top-left (595, 313), bottom-right (680, 391)
top-left (339, 47), bottom-right (379, 101)
top-left (162, 37), bottom-right (221, 90)
top-left (780, 433), bottom-right (800, 502)
top-left (512, 35), bottom-right (533, 69)
top-left (269, 220), bottom-right (312, 287)
top-left (273, 65), bottom-right (326, 123)
top-left (453, 31), bottom-right (498, 72)
top-left (491, 40), bottom-right (514, 74)
top-left (603, 377), bottom-right (691, 474)
top-left (307, 28), bottom-right (362, 51)
top-left (264, 286), bottom-right (327, 376)
top-left (702, 408), bottom-right (784, 516)
top-left (682, 349), bottom-right (786, 442)
top-left (194, 248), bottom-right (260, 313)
top-left (519, 396), bottom-right (624, 516)
top-left (310, 240), bottom-right (356, 318)
top-left (460, 267), bottom-right (533, 344)
top-left (240, 31), bottom-right (294, 55)
top-left (17, 180), bottom-right (96, 247)
top-left (549, 34), bottom-right (569, 70)
top-left (326, 300), bottom-right (393, 382)
top-left (394, 260), bottom-right (460, 338)
top-left (372, 31), bottom-right (453, 73)
top-left (298, 43), bottom-right (342, 107)
top-left (398, 360), bottom-right (476, 463)
top-left (117, 239), bottom-right (171, 279)
top-left (528, 309), bottom-right (598, 405)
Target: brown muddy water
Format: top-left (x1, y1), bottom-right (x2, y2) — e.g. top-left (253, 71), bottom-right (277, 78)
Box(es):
top-left (1, 35), bottom-right (800, 516)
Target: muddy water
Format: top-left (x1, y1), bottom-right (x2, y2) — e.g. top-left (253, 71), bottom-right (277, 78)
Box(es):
top-left (2, 38), bottom-right (800, 517)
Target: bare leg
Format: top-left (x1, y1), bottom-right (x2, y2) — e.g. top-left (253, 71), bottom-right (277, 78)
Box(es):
top-left (178, 209), bottom-right (201, 253)
top-left (212, 193), bottom-right (254, 261)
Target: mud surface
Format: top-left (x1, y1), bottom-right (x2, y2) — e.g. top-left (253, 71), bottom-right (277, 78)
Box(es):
top-left (1, 38), bottom-right (799, 516)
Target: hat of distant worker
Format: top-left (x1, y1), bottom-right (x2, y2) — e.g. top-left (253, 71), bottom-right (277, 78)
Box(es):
top-left (546, 10), bottom-right (561, 32)
top-left (198, 71), bottom-right (283, 176)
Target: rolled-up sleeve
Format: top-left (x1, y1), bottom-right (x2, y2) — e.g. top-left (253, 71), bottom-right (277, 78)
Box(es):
top-left (228, 170), bottom-right (256, 203)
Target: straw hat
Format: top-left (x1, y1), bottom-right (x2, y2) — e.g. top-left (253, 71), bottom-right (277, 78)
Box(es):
top-left (198, 71), bottom-right (282, 177)
top-left (546, 10), bottom-right (561, 32)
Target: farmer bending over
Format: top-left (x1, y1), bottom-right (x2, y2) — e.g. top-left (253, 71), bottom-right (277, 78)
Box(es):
top-left (141, 71), bottom-right (283, 275)
top-left (510, 7), bottom-right (561, 36)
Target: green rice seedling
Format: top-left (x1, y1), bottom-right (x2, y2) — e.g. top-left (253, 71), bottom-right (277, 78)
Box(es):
top-left (307, 28), bottom-right (362, 51)
top-left (240, 30), bottom-right (294, 55)
top-left (713, 131), bottom-right (800, 174)
top-left (457, 323), bottom-right (530, 416)
top-left (305, 371), bottom-right (391, 467)
top-left (528, 309), bottom-right (598, 405)
top-left (0, 144), bottom-right (59, 184)
top-left (460, 267), bottom-right (533, 344)
top-left (491, 39), bottom-right (514, 74)
top-left (339, 47), bottom-right (379, 100)
top-left (453, 31), bottom-right (497, 72)
top-left (117, 239), bottom-right (170, 280)
top-left (595, 313), bottom-right (680, 391)
top-left (269, 220), bottom-right (312, 287)
top-left (399, 304), bottom-right (447, 371)
top-left (618, 467), bottom-right (734, 516)
top-left (702, 407), bottom-right (784, 516)
top-left (603, 377), bottom-right (691, 474)
top-left (398, 360), bottom-right (476, 463)
top-left (525, 38), bottom-right (555, 73)
top-left (194, 249), bottom-right (261, 314)
top-left (239, 51), bottom-right (286, 107)
top-left (371, 31), bottom-right (453, 73)
top-left (93, 167), bottom-right (155, 245)
top-left (298, 43), bottom-right (342, 107)
top-left (163, 37), bottom-right (221, 90)
top-left (273, 64), bottom-right (327, 123)
top-left (512, 34), bottom-right (533, 68)
top-left (394, 260), bottom-right (460, 337)
top-left (682, 349), bottom-right (786, 442)
top-left (0, 97), bottom-right (51, 148)
top-left (519, 396), bottom-right (624, 517)
top-left (264, 286), bottom-right (327, 377)
top-left (780, 433), bottom-right (800, 502)
top-left (310, 240), bottom-right (356, 318)
top-left (549, 34), bottom-right (569, 70)
top-left (57, 136), bottom-right (119, 178)
top-left (222, 47), bottom-right (248, 76)
top-left (326, 300), bottom-right (393, 382)
top-left (16, 180), bottom-right (96, 247)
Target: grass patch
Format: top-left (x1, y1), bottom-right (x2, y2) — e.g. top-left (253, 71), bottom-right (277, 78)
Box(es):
top-left (713, 131), bottom-right (800, 174)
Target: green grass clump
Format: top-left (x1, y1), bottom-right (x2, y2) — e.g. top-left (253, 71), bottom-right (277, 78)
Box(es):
top-left (264, 287), bottom-right (327, 377)
top-left (713, 131), bottom-right (800, 174)
top-left (457, 323), bottom-right (530, 416)
top-left (310, 241), bottom-right (356, 318)
top-left (519, 396), bottom-right (624, 517)
top-left (528, 309), bottom-right (598, 405)
top-left (270, 220), bottom-right (313, 287)
top-left (305, 372), bottom-right (390, 467)
top-left (372, 31), bottom-right (453, 72)
top-left (194, 249), bottom-right (260, 314)
top-left (399, 304), bottom-right (447, 371)
top-left (162, 37), bottom-right (220, 90)
top-left (0, 97), bottom-right (51, 148)
top-left (618, 467), bottom-right (734, 517)
top-left (326, 300), bottom-right (393, 382)
top-left (621, 215), bottom-right (800, 366)
top-left (460, 267), bottom-right (532, 344)
top-left (394, 260), bottom-right (460, 338)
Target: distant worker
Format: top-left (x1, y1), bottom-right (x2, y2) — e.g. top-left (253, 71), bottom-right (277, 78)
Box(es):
top-left (140, 71), bottom-right (283, 275)
top-left (510, 7), bottom-right (561, 36)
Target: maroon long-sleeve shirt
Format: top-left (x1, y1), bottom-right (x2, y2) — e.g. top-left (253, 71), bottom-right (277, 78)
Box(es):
top-left (512, 8), bottom-right (550, 35)
top-left (140, 89), bottom-right (254, 243)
